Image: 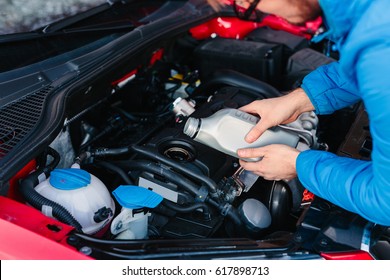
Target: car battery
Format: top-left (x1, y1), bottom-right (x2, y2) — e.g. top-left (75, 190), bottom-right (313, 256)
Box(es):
top-left (194, 37), bottom-right (283, 86)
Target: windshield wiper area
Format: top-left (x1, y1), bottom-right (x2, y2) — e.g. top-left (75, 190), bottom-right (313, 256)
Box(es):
top-left (0, 23), bottom-right (134, 44)
top-left (56, 24), bottom-right (135, 35)
top-left (0, 1), bottom-right (129, 44)
top-left (40, 1), bottom-right (120, 34)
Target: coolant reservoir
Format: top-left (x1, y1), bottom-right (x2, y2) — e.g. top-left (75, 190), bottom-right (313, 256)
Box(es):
top-left (34, 168), bottom-right (115, 234)
top-left (183, 108), bottom-right (299, 161)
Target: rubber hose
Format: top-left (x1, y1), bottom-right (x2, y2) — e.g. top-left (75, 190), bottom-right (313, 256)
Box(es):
top-left (206, 197), bottom-right (243, 226)
top-left (162, 199), bottom-right (211, 221)
top-left (130, 145), bottom-right (218, 194)
top-left (44, 147), bottom-right (61, 174)
top-left (95, 161), bottom-right (134, 185)
top-left (92, 147), bottom-right (130, 157)
top-left (115, 160), bottom-right (201, 198)
top-left (74, 151), bottom-right (91, 166)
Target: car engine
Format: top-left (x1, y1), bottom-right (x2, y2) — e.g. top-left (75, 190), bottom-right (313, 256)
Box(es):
top-left (17, 25), bottom-right (339, 244)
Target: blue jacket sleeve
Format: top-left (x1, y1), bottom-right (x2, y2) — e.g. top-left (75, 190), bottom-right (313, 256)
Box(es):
top-left (301, 62), bottom-right (361, 115)
top-left (296, 44), bottom-right (390, 226)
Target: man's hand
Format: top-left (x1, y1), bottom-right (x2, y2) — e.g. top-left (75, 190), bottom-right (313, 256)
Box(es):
top-left (240, 88), bottom-right (315, 143)
top-left (238, 144), bottom-right (300, 181)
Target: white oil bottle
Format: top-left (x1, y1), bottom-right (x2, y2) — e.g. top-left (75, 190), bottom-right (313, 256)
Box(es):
top-left (183, 108), bottom-right (299, 161)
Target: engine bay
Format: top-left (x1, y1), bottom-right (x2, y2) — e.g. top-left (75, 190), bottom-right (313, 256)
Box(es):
top-left (6, 20), bottom-right (371, 256)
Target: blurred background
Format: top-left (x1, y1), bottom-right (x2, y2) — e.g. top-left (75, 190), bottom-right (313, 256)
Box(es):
top-left (0, 0), bottom-right (106, 34)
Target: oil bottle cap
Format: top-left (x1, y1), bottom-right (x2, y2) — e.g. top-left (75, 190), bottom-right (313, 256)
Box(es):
top-left (183, 117), bottom-right (200, 138)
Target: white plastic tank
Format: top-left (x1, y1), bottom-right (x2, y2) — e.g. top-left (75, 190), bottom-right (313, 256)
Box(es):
top-left (34, 167), bottom-right (115, 234)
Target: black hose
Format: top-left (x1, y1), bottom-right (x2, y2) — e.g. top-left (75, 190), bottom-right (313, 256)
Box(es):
top-left (130, 145), bottom-right (218, 195)
top-left (92, 147), bottom-right (130, 157)
top-left (74, 151), bottom-right (92, 166)
top-left (206, 197), bottom-right (243, 227)
top-left (44, 147), bottom-right (61, 175)
top-left (116, 159), bottom-right (241, 226)
top-left (19, 172), bottom-right (83, 231)
top-left (74, 147), bottom-right (130, 166)
top-left (162, 199), bottom-right (211, 221)
top-left (36, 149), bottom-right (48, 172)
top-left (115, 160), bottom-right (202, 199)
top-left (94, 161), bottom-right (134, 185)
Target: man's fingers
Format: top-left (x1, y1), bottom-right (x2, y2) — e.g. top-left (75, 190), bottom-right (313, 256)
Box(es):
top-left (239, 159), bottom-right (257, 171)
top-left (245, 122), bottom-right (269, 143)
top-left (239, 102), bottom-right (259, 114)
top-left (239, 102), bottom-right (265, 142)
top-left (238, 159), bottom-right (265, 177)
top-left (237, 147), bottom-right (264, 159)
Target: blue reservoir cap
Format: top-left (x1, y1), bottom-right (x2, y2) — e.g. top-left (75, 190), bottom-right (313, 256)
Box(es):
top-left (113, 185), bottom-right (163, 209)
top-left (50, 168), bottom-right (91, 190)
